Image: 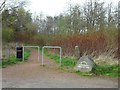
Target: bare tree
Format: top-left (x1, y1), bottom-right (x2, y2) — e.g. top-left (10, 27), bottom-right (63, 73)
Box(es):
top-left (83, 0), bottom-right (106, 32)
top-left (45, 16), bottom-right (54, 34)
top-left (118, 1), bottom-right (120, 29)
top-left (0, 0), bottom-right (6, 13)
top-left (71, 5), bottom-right (81, 34)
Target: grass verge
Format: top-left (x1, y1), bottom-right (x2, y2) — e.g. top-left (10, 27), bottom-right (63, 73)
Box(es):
top-left (1, 50), bottom-right (31, 68)
top-left (46, 52), bottom-right (119, 78)
top-left (76, 64), bottom-right (119, 78)
top-left (47, 53), bottom-right (76, 67)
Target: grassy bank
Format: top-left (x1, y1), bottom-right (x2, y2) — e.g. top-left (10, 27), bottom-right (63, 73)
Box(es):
top-left (47, 53), bottom-right (76, 67)
top-left (2, 50), bottom-right (31, 68)
top-left (76, 64), bottom-right (119, 78)
top-left (46, 52), bottom-right (119, 78)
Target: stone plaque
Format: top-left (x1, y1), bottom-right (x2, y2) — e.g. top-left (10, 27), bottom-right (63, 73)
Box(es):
top-left (74, 56), bottom-right (95, 72)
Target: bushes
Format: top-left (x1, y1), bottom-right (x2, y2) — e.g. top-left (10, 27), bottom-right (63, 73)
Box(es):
top-left (50, 30), bottom-right (118, 58)
top-left (2, 50), bottom-right (30, 68)
top-left (50, 31), bottom-right (107, 56)
top-left (2, 55), bottom-right (21, 68)
top-left (104, 29), bottom-right (118, 58)
top-left (3, 26), bottom-right (118, 59)
top-left (2, 27), bottom-right (15, 42)
top-left (15, 32), bottom-right (46, 46)
top-left (92, 65), bottom-right (119, 77)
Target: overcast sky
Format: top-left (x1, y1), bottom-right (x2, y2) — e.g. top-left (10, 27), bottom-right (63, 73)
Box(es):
top-left (26, 0), bottom-right (119, 16)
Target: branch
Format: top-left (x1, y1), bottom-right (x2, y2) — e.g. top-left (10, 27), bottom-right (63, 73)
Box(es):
top-left (0, 0), bottom-right (6, 12)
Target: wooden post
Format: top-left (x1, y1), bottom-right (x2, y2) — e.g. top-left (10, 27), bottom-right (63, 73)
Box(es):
top-left (75, 46), bottom-right (80, 60)
top-left (7, 45), bottom-right (10, 60)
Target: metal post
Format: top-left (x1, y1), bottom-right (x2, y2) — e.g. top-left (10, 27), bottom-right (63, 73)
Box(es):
top-left (23, 46), bottom-right (40, 62)
top-left (42, 46), bottom-right (62, 66)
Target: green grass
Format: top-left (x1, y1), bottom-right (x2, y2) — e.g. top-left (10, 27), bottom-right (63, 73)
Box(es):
top-left (46, 51), bottom-right (119, 78)
top-left (0, 60), bottom-right (2, 68)
top-left (2, 50), bottom-right (31, 68)
top-left (92, 65), bottom-right (119, 77)
top-left (76, 65), bottom-right (119, 77)
top-left (46, 53), bottom-right (76, 67)
top-left (24, 50), bottom-right (31, 60)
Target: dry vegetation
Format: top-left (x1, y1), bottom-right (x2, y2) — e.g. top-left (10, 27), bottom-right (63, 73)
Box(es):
top-left (1, 0), bottom-right (119, 67)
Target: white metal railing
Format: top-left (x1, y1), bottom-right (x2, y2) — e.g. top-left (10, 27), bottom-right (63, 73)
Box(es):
top-left (22, 46), bottom-right (40, 62)
top-left (16, 45), bottom-right (62, 66)
top-left (42, 46), bottom-right (62, 66)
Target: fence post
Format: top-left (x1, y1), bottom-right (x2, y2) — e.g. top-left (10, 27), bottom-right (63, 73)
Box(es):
top-left (75, 46), bottom-right (80, 60)
top-left (38, 46), bottom-right (40, 62)
top-left (60, 47), bottom-right (62, 66)
top-left (42, 47), bottom-right (44, 65)
top-left (22, 46), bottom-right (24, 62)
top-left (7, 47), bottom-right (10, 59)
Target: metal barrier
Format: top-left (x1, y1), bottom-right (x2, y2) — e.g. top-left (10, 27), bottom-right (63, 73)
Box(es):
top-left (20, 45), bottom-right (62, 66)
top-left (22, 46), bottom-right (40, 62)
top-left (42, 46), bottom-right (62, 66)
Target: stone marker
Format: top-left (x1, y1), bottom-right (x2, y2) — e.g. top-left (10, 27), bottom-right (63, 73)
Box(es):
top-left (74, 55), bottom-right (95, 72)
top-left (75, 46), bottom-right (80, 60)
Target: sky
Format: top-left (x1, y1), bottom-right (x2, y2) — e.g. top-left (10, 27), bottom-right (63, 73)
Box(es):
top-left (26, 0), bottom-right (119, 16)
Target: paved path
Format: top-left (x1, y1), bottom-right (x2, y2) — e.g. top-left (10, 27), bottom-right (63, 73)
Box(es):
top-left (2, 49), bottom-right (118, 88)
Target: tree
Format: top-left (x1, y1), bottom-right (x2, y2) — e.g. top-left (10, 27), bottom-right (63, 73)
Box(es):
top-left (118, 1), bottom-right (120, 30)
top-left (14, 7), bottom-right (32, 32)
top-left (57, 15), bottom-right (67, 34)
top-left (45, 16), bottom-right (54, 34)
top-left (71, 5), bottom-right (81, 34)
top-left (83, 0), bottom-right (106, 32)
top-left (0, 0), bottom-right (6, 13)
top-left (2, 0), bottom-right (35, 42)
top-left (33, 13), bottom-right (46, 33)
top-left (107, 2), bottom-right (118, 30)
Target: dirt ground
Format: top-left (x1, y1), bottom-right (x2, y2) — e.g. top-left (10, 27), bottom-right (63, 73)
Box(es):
top-left (2, 49), bottom-right (118, 88)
